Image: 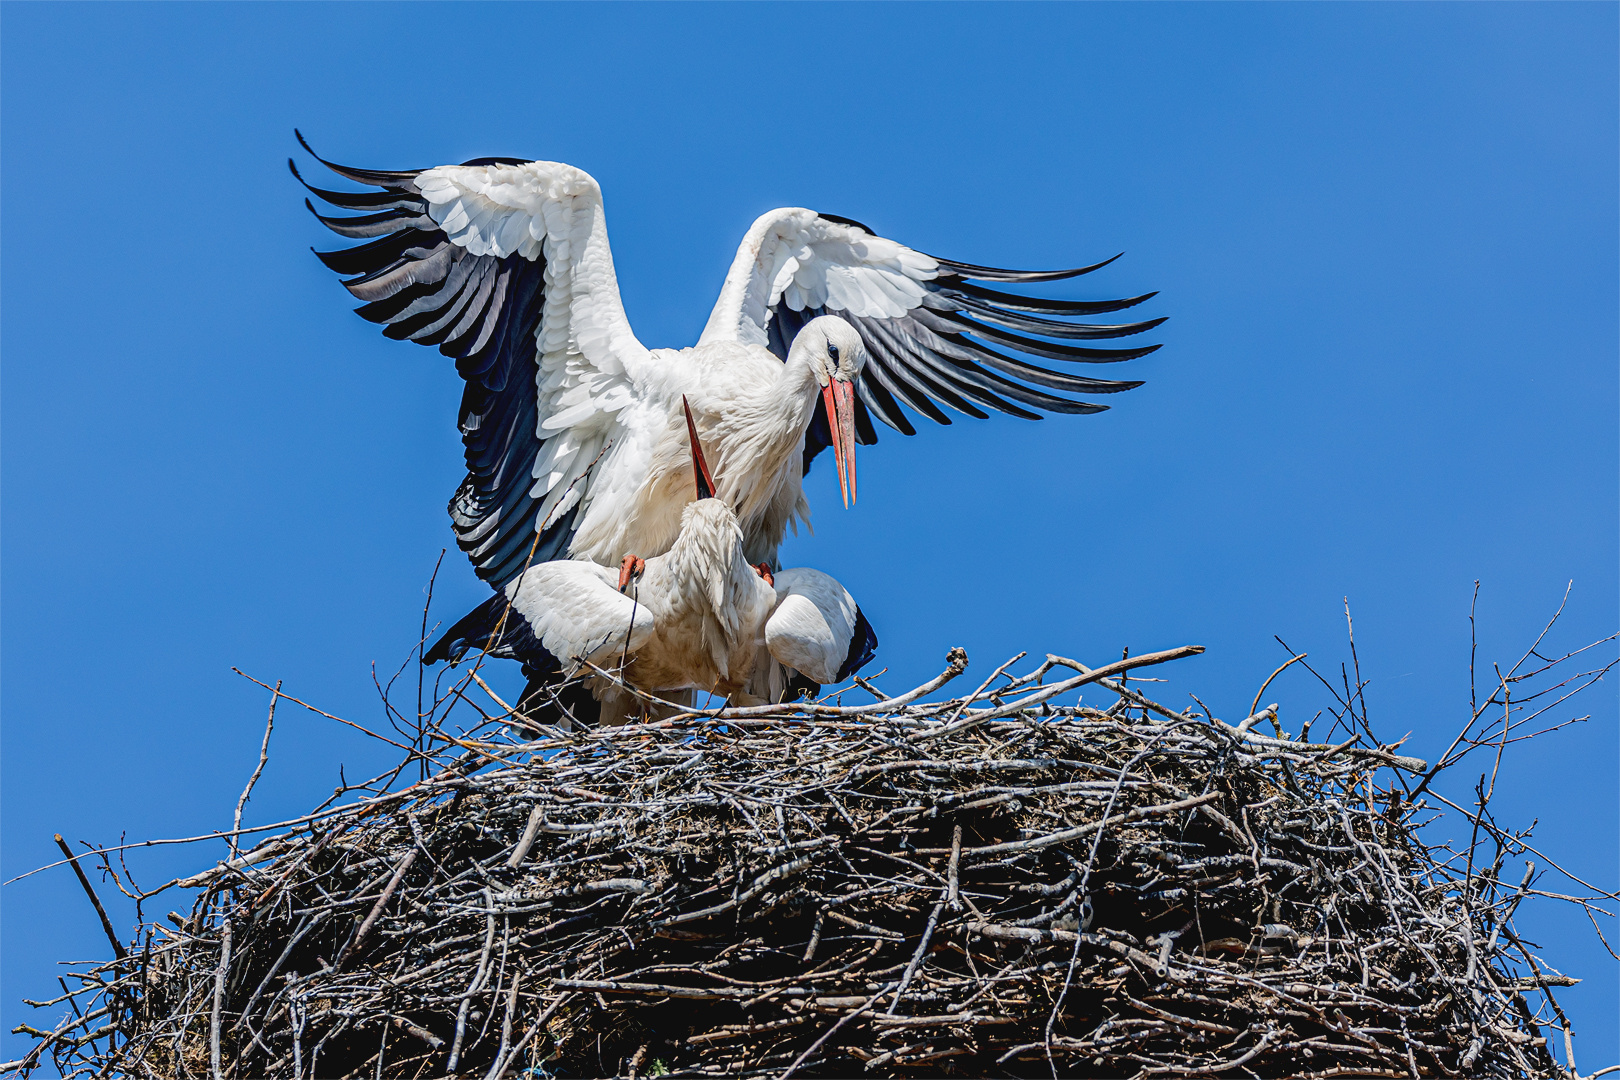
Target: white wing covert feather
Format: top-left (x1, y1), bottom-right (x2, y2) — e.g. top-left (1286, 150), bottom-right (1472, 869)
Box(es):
top-left (415, 161), bottom-right (654, 556)
top-left (507, 561), bottom-right (654, 673)
top-left (764, 567), bottom-right (863, 685)
top-left (699, 209), bottom-right (937, 349)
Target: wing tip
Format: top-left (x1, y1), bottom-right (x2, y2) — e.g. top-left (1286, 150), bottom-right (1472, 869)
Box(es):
top-left (931, 250), bottom-right (1126, 283)
top-left (293, 129), bottom-right (423, 189)
top-left (836, 606), bottom-right (879, 682)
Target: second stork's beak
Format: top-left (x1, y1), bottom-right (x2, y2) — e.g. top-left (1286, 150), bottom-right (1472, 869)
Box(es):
top-left (821, 378), bottom-right (858, 508)
top-left (682, 395), bottom-right (716, 500)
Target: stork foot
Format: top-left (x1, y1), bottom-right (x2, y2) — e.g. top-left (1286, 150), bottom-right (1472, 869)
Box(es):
top-left (753, 563), bottom-right (775, 587)
top-left (617, 554), bottom-right (646, 593)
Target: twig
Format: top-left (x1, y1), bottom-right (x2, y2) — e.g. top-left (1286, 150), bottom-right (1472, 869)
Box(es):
top-left (778, 983), bottom-right (897, 1080)
top-left (232, 681), bottom-right (280, 859)
top-left (336, 849), bottom-right (417, 967)
top-left (53, 835), bottom-right (128, 962)
top-left (1251, 653), bottom-right (1306, 732)
top-left (507, 805), bottom-right (546, 869)
top-left (210, 915), bottom-right (232, 1080)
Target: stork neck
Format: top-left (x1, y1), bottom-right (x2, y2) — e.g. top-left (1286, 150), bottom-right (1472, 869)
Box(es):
top-left (668, 500), bottom-right (743, 565)
top-left (685, 339), bottom-right (823, 545)
top-left (776, 343), bottom-right (825, 417)
top-left (654, 501), bottom-right (754, 615)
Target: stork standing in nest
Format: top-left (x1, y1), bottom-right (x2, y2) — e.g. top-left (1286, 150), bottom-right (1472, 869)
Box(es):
top-left (425, 400), bottom-right (876, 724)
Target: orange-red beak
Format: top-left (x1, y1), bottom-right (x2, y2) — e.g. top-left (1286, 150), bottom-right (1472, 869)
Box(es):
top-left (821, 378), bottom-right (858, 508)
top-left (682, 395), bottom-right (716, 500)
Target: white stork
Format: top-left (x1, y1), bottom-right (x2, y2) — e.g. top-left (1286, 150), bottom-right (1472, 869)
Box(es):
top-left (295, 134), bottom-right (1162, 590)
top-left (423, 400), bottom-right (877, 724)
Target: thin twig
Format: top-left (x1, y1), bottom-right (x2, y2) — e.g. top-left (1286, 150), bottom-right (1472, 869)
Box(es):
top-left (232, 681), bottom-right (280, 860)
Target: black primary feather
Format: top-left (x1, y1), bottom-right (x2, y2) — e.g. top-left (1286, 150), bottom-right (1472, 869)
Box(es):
top-left (424, 591), bottom-right (552, 672)
top-left (764, 221), bottom-right (1164, 476)
top-left (837, 607), bottom-right (879, 683)
top-left (296, 135), bottom-right (563, 592)
top-left (424, 590), bottom-right (602, 727)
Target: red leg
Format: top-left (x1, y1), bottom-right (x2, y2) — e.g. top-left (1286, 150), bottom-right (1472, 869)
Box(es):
top-left (753, 563), bottom-right (775, 587)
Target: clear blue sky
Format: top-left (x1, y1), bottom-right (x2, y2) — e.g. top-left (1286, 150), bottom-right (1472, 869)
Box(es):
top-left (3, 2), bottom-right (1615, 1069)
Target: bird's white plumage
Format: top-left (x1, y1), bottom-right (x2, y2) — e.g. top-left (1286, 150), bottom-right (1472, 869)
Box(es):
top-left (491, 503), bottom-right (868, 721)
top-left (761, 567), bottom-right (861, 685)
top-left (305, 144), bottom-right (1157, 589)
top-left (633, 499), bottom-right (778, 687)
top-left (503, 559), bottom-right (654, 674)
top-left (402, 165), bottom-right (862, 571)
top-left (416, 161), bottom-right (658, 547)
top-left (699, 208), bottom-right (939, 349)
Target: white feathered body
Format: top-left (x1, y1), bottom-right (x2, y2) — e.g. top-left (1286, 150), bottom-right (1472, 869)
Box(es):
top-left (563, 343), bottom-right (818, 569)
top-left (627, 498), bottom-right (778, 696)
top-left (494, 497), bottom-right (866, 724)
top-left (403, 162), bottom-right (925, 573)
top-left (502, 561), bottom-right (655, 672)
top-left (509, 499), bottom-right (775, 694)
top-left (756, 567), bottom-right (862, 687)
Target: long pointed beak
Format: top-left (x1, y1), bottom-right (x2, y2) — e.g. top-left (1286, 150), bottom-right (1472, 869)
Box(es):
top-left (821, 378), bottom-right (858, 508)
top-left (682, 395), bottom-right (716, 500)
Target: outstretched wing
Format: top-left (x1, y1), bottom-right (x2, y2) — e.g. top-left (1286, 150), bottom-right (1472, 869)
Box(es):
top-left (697, 208), bottom-right (1162, 471)
top-left (295, 134), bottom-right (652, 589)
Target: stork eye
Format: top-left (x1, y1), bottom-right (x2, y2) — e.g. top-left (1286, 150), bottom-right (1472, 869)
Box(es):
top-left (827, 343), bottom-right (840, 362)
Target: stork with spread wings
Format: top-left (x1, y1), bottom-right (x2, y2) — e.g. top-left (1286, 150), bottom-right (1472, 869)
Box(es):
top-left (295, 134), bottom-right (1163, 590)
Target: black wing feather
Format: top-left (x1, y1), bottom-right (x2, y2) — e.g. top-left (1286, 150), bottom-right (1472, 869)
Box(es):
top-left (422, 589), bottom-right (552, 668)
top-left (305, 199), bottom-right (437, 239)
top-left (930, 251), bottom-right (1122, 283)
top-left (944, 278), bottom-right (1159, 316)
top-left (297, 135), bottom-right (563, 592)
top-left (836, 607), bottom-right (879, 683)
top-left (863, 345), bottom-right (953, 426)
top-left (289, 159), bottom-right (424, 211)
top-left (909, 307), bottom-right (1161, 364)
top-left (938, 295), bottom-right (1166, 340)
top-left (294, 129), bottom-right (423, 187)
top-left (759, 222), bottom-right (1164, 475)
top-left (860, 320), bottom-right (986, 420)
top-left (852, 362), bottom-right (916, 436)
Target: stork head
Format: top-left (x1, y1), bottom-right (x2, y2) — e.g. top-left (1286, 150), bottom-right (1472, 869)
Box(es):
top-left (798, 316), bottom-right (866, 509)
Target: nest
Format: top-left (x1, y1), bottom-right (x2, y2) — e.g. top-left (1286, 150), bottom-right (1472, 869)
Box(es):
top-left (10, 634), bottom-right (1606, 1079)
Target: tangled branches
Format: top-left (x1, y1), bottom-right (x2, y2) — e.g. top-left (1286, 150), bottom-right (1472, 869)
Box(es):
top-left (6, 601), bottom-right (1614, 1078)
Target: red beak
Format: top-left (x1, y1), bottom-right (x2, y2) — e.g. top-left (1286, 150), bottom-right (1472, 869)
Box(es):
top-left (682, 396), bottom-right (716, 500)
top-left (821, 379), bottom-right (858, 508)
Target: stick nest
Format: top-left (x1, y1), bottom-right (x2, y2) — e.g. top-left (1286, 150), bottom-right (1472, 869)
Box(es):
top-left (13, 645), bottom-right (1589, 1078)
